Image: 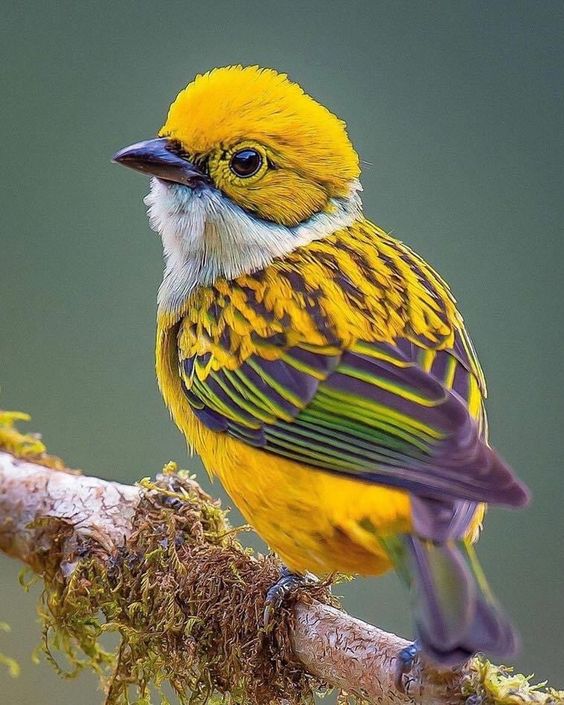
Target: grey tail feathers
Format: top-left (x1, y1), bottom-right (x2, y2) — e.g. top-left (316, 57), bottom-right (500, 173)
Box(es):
top-left (393, 535), bottom-right (519, 666)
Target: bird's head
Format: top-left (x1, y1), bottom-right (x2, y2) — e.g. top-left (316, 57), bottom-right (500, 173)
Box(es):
top-left (114, 66), bottom-right (362, 308)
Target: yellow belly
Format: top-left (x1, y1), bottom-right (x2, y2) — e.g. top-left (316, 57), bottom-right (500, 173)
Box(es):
top-left (190, 415), bottom-right (412, 575)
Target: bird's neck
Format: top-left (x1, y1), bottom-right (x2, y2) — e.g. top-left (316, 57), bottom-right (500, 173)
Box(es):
top-left (145, 178), bottom-right (363, 315)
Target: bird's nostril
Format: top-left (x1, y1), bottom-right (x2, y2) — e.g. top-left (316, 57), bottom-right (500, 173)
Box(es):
top-left (164, 139), bottom-right (188, 158)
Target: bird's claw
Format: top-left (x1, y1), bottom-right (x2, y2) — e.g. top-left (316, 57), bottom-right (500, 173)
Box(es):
top-left (399, 640), bottom-right (420, 666)
top-left (263, 567), bottom-right (317, 628)
top-left (395, 640), bottom-right (421, 692)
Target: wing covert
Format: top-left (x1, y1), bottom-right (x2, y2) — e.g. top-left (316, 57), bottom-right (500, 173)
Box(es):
top-left (178, 330), bottom-right (528, 508)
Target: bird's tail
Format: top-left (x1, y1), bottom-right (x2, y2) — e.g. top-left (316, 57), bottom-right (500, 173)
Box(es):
top-left (384, 534), bottom-right (518, 666)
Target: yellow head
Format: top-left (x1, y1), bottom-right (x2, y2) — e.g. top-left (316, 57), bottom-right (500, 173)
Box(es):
top-left (113, 66), bottom-right (363, 309)
top-left (159, 65), bottom-right (360, 225)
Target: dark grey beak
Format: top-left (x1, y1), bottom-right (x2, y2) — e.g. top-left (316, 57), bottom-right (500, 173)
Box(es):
top-left (112, 137), bottom-right (209, 187)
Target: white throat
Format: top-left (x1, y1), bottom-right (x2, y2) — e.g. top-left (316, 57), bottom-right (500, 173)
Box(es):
top-left (144, 178), bottom-right (363, 312)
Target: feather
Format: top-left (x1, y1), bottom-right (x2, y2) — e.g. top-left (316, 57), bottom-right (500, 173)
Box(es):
top-left (179, 334), bottom-right (529, 507)
top-left (394, 536), bottom-right (518, 665)
top-left (174, 222), bottom-right (529, 508)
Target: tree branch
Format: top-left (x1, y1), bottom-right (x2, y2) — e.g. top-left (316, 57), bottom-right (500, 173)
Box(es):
top-left (0, 445), bottom-right (561, 705)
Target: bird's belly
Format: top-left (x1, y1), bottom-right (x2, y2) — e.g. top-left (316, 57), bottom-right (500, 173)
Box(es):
top-left (190, 418), bottom-right (413, 576)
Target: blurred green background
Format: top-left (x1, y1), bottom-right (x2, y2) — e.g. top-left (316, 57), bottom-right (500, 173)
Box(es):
top-left (1, 1), bottom-right (563, 701)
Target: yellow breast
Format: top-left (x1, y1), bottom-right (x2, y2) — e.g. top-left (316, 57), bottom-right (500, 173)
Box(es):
top-left (197, 421), bottom-right (413, 575)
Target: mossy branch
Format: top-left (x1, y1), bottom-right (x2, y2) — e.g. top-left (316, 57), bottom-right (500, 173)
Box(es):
top-left (0, 411), bottom-right (562, 705)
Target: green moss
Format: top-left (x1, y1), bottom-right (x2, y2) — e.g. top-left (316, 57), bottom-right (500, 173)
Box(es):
top-left (0, 410), bottom-right (64, 468)
top-left (0, 623), bottom-right (20, 678)
top-left (0, 410), bottom-right (46, 457)
top-left (32, 464), bottom-right (336, 705)
top-left (463, 657), bottom-right (564, 704)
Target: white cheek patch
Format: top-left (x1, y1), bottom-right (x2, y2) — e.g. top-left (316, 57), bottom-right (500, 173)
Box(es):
top-left (144, 177), bottom-right (362, 312)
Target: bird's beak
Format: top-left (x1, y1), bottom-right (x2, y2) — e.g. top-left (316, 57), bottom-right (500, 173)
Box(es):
top-left (112, 137), bottom-right (209, 188)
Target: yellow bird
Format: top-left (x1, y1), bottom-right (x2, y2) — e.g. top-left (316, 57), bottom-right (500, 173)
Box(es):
top-left (114, 65), bottom-right (529, 666)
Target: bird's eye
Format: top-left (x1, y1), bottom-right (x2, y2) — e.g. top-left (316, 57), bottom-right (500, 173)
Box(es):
top-left (230, 149), bottom-right (262, 178)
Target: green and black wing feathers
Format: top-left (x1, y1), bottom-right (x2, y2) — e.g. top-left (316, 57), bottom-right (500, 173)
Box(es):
top-left (179, 330), bottom-right (528, 508)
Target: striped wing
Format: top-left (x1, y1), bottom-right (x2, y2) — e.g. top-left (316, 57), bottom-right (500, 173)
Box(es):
top-left (179, 331), bottom-right (527, 507)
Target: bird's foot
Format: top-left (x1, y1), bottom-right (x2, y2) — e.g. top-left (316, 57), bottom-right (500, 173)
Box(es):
top-left (395, 640), bottom-right (421, 692)
top-left (263, 567), bottom-right (317, 628)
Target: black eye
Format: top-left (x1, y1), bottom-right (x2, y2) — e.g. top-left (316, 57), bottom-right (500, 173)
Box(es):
top-left (230, 149), bottom-right (262, 178)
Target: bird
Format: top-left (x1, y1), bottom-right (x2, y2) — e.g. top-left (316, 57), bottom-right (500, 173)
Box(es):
top-left (113, 65), bottom-right (530, 667)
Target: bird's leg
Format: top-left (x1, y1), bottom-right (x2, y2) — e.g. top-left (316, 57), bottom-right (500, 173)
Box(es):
top-left (395, 639), bottom-right (421, 692)
top-left (263, 566), bottom-right (318, 628)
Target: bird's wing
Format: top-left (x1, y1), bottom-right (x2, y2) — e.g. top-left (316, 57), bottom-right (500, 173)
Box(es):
top-left (178, 328), bottom-right (527, 507)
